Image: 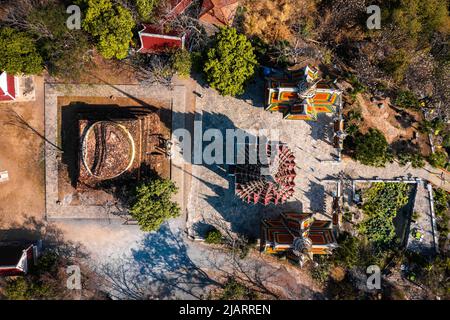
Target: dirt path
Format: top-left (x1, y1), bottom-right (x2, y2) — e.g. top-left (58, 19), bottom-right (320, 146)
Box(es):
top-left (0, 76), bottom-right (45, 229)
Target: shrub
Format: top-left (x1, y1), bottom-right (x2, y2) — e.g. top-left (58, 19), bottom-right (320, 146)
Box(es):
top-left (359, 182), bottom-right (410, 247)
top-left (0, 27), bottom-right (43, 75)
top-left (347, 74), bottom-right (367, 99)
top-left (129, 178), bottom-right (180, 232)
top-left (4, 277), bottom-right (54, 300)
top-left (310, 256), bottom-right (332, 283)
top-left (355, 129), bottom-right (391, 167)
top-left (395, 90), bottom-right (420, 109)
top-left (428, 151), bottom-right (448, 168)
top-left (204, 27), bottom-right (257, 96)
top-left (380, 49), bottom-right (410, 82)
top-left (433, 188), bottom-right (449, 247)
top-left (218, 278), bottom-right (259, 300)
top-left (134, 0), bottom-right (159, 22)
top-left (204, 228), bottom-right (223, 244)
top-left (81, 0), bottom-right (135, 59)
top-left (170, 49), bottom-right (192, 78)
top-left (396, 151), bottom-right (425, 168)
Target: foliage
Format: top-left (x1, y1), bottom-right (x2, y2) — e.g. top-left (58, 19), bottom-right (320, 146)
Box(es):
top-left (380, 49), bottom-right (410, 83)
top-left (205, 228), bottom-right (223, 244)
top-left (217, 278), bottom-right (259, 300)
top-left (133, 0), bottom-right (159, 22)
top-left (395, 90), bottom-right (420, 109)
top-left (420, 256), bottom-right (450, 298)
top-left (204, 27), bottom-right (257, 96)
top-left (170, 49), bottom-right (192, 78)
top-left (428, 151), bottom-right (448, 168)
top-left (0, 27), bottom-right (43, 75)
top-left (4, 277), bottom-right (54, 300)
top-left (129, 178), bottom-right (180, 232)
top-left (310, 255), bottom-right (332, 284)
top-left (433, 188), bottom-right (449, 248)
top-left (406, 251), bottom-right (450, 298)
top-left (390, 0), bottom-right (450, 42)
top-left (396, 150), bottom-right (425, 168)
top-left (419, 118), bottom-right (446, 135)
top-left (4, 250), bottom-right (68, 300)
top-left (347, 74), bottom-right (367, 99)
top-left (27, 4), bottom-right (91, 80)
top-left (359, 183), bottom-right (410, 247)
top-left (80, 0), bottom-right (135, 59)
top-left (355, 129), bottom-right (391, 167)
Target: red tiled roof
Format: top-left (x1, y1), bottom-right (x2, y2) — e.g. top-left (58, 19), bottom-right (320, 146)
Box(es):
top-left (199, 0), bottom-right (240, 26)
top-left (137, 25), bottom-right (186, 53)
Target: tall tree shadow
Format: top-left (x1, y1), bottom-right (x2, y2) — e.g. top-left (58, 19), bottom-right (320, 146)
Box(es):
top-left (98, 223), bottom-right (219, 300)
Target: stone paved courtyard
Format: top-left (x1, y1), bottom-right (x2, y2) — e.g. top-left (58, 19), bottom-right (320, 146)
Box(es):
top-left (186, 81), bottom-right (442, 250)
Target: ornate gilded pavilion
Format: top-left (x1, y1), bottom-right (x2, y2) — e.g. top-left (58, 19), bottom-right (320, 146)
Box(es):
top-left (265, 66), bottom-right (343, 121)
top-left (260, 212), bottom-right (339, 266)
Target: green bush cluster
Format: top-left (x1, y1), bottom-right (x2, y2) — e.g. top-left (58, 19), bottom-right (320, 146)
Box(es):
top-left (204, 27), bottom-right (257, 96)
top-left (80, 0), bottom-right (135, 59)
top-left (395, 90), bottom-right (420, 109)
top-left (0, 27), bottom-right (43, 75)
top-left (396, 150), bottom-right (425, 168)
top-left (134, 0), bottom-right (159, 22)
top-left (204, 228), bottom-right (223, 244)
top-left (359, 182), bottom-right (410, 247)
top-left (354, 129), bottom-right (392, 167)
top-left (428, 151), bottom-right (448, 169)
top-left (170, 49), bottom-right (192, 78)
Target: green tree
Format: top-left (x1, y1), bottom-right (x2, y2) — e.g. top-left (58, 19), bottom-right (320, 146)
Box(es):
top-left (129, 178), bottom-right (180, 232)
top-left (171, 49), bottom-right (192, 78)
top-left (204, 27), bottom-right (257, 96)
top-left (0, 27), bottom-right (43, 75)
top-left (134, 0), bottom-right (159, 22)
top-left (355, 129), bottom-right (391, 167)
top-left (27, 5), bottom-right (91, 80)
top-left (205, 228), bottom-right (223, 244)
top-left (81, 0), bottom-right (135, 59)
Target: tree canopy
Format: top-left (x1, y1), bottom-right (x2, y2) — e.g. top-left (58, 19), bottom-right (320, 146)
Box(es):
top-left (355, 128), bottom-right (391, 167)
top-left (0, 27), bottom-right (43, 75)
top-left (81, 0), bottom-right (135, 59)
top-left (26, 4), bottom-right (91, 80)
top-left (129, 178), bottom-right (180, 232)
top-left (133, 0), bottom-right (159, 22)
top-left (204, 27), bottom-right (257, 96)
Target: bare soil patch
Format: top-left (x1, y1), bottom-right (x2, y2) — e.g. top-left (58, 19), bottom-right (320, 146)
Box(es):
top-left (350, 94), bottom-right (431, 156)
top-left (0, 77), bottom-right (45, 228)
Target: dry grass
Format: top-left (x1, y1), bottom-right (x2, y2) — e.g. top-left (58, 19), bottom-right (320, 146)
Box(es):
top-left (242, 0), bottom-right (316, 43)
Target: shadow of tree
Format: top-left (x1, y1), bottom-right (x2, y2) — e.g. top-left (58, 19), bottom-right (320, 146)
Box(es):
top-left (98, 223), bottom-right (219, 300)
